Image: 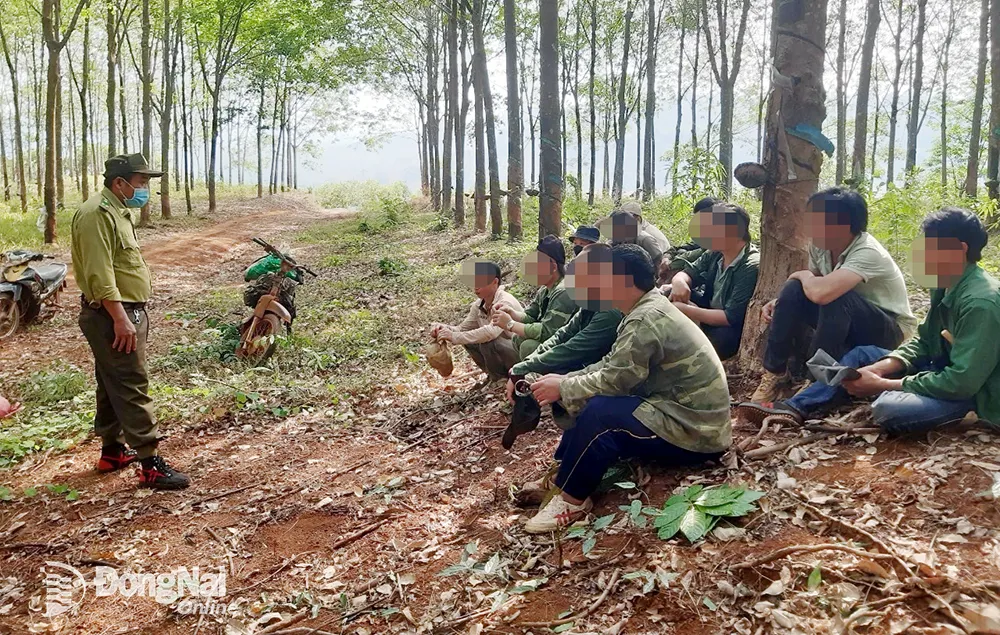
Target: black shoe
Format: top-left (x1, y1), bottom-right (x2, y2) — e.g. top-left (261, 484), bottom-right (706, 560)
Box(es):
top-left (138, 456), bottom-right (191, 490)
top-left (734, 401), bottom-right (804, 426)
top-left (96, 444), bottom-right (138, 473)
top-left (502, 386), bottom-right (542, 450)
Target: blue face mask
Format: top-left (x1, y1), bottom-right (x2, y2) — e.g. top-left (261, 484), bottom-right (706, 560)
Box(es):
top-left (122, 181), bottom-right (150, 208)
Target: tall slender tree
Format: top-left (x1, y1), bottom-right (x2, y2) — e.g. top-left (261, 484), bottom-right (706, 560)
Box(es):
top-left (538, 0), bottom-right (561, 237)
top-left (850, 0), bottom-right (880, 184)
top-left (965, 0), bottom-right (989, 197)
top-left (504, 0), bottom-right (523, 239)
top-left (611, 2), bottom-right (634, 204)
top-left (699, 0), bottom-right (752, 197)
top-left (0, 21), bottom-right (28, 214)
top-left (904, 0), bottom-right (927, 181)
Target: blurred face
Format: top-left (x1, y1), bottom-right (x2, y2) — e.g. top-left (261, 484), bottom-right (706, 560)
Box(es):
top-left (609, 215), bottom-right (639, 243)
top-left (460, 260), bottom-right (500, 301)
top-left (806, 202), bottom-right (855, 250)
top-left (911, 235), bottom-right (968, 289)
top-left (521, 250), bottom-right (558, 286)
top-left (566, 252), bottom-right (617, 312)
top-left (572, 237), bottom-right (595, 256)
top-left (690, 208), bottom-right (744, 252)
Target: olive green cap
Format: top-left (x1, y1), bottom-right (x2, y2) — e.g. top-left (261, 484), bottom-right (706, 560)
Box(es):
top-left (104, 153), bottom-right (163, 180)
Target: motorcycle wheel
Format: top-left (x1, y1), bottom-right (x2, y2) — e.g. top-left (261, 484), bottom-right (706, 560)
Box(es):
top-left (242, 313), bottom-right (282, 363)
top-left (0, 294), bottom-right (20, 340)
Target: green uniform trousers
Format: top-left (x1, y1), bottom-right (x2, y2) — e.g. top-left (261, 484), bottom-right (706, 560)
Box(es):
top-left (79, 305), bottom-right (159, 458)
top-left (464, 338), bottom-right (519, 381)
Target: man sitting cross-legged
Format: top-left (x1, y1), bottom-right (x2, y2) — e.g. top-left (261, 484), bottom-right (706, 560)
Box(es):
top-left (751, 187), bottom-right (917, 403)
top-left (430, 260), bottom-right (524, 381)
top-left (668, 203), bottom-right (759, 360)
top-left (520, 243), bottom-right (732, 533)
top-left (737, 208), bottom-right (1000, 434)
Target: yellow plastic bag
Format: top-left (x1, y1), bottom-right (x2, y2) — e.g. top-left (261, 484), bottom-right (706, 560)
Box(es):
top-left (424, 340), bottom-right (454, 377)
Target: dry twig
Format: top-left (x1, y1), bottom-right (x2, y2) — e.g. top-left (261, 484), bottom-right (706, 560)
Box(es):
top-left (521, 568), bottom-right (621, 628)
top-left (204, 526), bottom-right (236, 576)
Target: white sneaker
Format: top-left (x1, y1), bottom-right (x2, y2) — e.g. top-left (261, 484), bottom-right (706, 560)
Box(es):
top-left (524, 496), bottom-right (593, 534)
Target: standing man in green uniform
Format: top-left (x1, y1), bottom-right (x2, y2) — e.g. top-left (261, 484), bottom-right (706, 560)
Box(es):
top-left (72, 154), bottom-right (190, 490)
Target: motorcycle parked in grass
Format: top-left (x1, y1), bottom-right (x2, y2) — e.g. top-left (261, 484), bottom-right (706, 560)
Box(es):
top-left (236, 237), bottom-right (316, 363)
top-left (0, 250), bottom-right (69, 340)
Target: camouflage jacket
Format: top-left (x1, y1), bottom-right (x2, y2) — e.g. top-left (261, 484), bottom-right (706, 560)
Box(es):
top-left (560, 290), bottom-right (732, 453)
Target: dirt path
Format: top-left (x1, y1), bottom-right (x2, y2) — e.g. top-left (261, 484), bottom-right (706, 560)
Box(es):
top-left (0, 195), bottom-right (349, 376)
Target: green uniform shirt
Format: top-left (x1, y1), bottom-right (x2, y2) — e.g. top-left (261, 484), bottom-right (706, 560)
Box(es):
top-left (888, 264), bottom-right (1000, 425)
top-left (511, 308), bottom-right (623, 376)
top-left (684, 243), bottom-right (760, 328)
top-left (71, 187), bottom-right (152, 303)
top-left (520, 280), bottom-right (578, 342)
top-left (560, 290), bottom-right (732, 453)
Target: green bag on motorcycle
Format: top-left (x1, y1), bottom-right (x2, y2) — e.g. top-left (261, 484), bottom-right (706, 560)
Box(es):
top-left (244, 254), bottom-right (302, 282)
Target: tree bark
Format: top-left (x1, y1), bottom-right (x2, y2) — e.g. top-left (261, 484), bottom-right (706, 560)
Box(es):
top-left (504, 0), bottom-right (523, 239)
top-left (587, 0), bottom-right (597, 206)
top-left (426, 5), bottom-right (441, 212)
top-left (0, 21), bottom-right (28, 214)
top-left (886, 0), bottom-right (903, 186)
top-left (850, 0), bottom-right (879, 185)
top-left (834, 0), bottom-right (847, 184)
top-left (738, 0), bottom-right (829, 371)
top-left (905, 0), bottom-right (927, 181)
top-left (700, 0), bottom-right (752, 197)
top-left (939, 0), bottom-right (954, 189)
top-left (457, 9), bottom-right (470, 226)
top-left (671, 8), bottom-right (686, 196)
top-left (989, 0), bottom-right (1000, 198)
top-left (612, 4), bottom-right (634, 205)
top-left (180, 13), bottom-right (193, 214)
top-left (160, 0), bottom-right (174, 219)
top-left (539, 0), bottom-right (562, 238)
top-left (0, 102), bottom-right (8, 201)
top-left (451, 0), bottom-right (465, 226)
top-left (641, 0), bottom-right (656, 201)
top-left (470, 0), bottom-right (502, 237)
top-left (442, 12), bottom-right (453, 222)
top-left (472, 35), bottom-right (487, 232)
top-left (965, 0), bottom-right (989, 197)
top-left (106, 3), bottom-right (117, 157)
top-left (139, 0), bottom-right (152, 225)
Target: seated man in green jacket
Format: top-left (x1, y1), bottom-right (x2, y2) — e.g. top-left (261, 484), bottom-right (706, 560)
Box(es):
top-left (736, 207), bottom-right (1000, 434)
top-left (492, 235), bottom-right (578, 360)
top-left (668, 203), bottom-right (759, 360)
top-left (661, 196), bottom-right (721, 283)
top-left (520, 243), bottom-right (731, 533)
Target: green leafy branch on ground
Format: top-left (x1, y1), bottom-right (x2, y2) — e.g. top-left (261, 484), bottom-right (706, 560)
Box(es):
top-left (643, 484), bottom-right (765, 543)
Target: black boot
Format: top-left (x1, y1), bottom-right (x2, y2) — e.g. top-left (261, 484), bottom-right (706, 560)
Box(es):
top-left (138, 456), bottom-right (191, 490)
top-left (502, 381), bottom-right (542, 450)
top-left (96, 444), bottom-right (138, 473)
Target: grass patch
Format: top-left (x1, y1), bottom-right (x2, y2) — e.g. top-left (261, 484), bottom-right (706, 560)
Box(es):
top-left (14, 363), bottom-right (88, 406)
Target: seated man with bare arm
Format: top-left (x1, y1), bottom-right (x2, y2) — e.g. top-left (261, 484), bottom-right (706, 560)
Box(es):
top-left (430, 261), bottom-right (523, 381)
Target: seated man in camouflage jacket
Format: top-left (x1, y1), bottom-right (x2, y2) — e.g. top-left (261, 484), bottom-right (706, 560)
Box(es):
top-left (520, 244), bottom-right (732, 534)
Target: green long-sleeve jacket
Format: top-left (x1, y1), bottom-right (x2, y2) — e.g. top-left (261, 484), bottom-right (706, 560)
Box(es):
top-left (518, 280), bottom-right (578, 342)
top-left (511, 308), bottom-right (623, 376)
top-left (887, 264), bottom-right (1000, 425)
top-left (560, 290), bottom-right (732, 453)
top-left (683, 243), bottom-right (760, 330)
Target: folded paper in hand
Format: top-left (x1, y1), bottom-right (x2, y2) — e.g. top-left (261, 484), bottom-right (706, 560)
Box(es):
top-left (806, 349), bottom-right (862, 387)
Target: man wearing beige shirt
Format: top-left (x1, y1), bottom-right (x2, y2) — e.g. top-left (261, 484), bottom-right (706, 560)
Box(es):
top-left (430, 261), bottom-right (524, 380)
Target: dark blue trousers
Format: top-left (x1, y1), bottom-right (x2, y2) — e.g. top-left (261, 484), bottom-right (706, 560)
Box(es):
top-left (553, 396), bottom-right (721, 500)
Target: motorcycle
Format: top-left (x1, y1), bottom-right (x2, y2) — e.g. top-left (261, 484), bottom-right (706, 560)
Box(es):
top-left (0, 250), bottom-right (69, 340)
top-left (236, 237), bottom-right (316, 363)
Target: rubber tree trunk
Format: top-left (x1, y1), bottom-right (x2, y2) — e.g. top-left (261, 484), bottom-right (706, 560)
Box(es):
top-left (850, 0), bottom-right (879, 185)
top-left (611, 5), bottom-right (633, 205)
top-left (886, 0), bottom-right (903, 186)
top-left (834, 0), bottom-right (846, 184)
top-left (738, 0), bottom-right (829, 371)
top-left (472, 0), bottom-right (502, 237)
top-left (965, 0), bottom-right (989, 197)
top-left (504, 0), bottom-right (523, 239)
top-left (160, 0), bottom-right (173, 219)
top-left (539, 0), bottom-right (562, 238)
top-left (904, 0), bottom-right (927, 182)
top-left (670, 14), bottom-right (685, 197)
top-left (988, 0), bottom-right (1000, 199)
top-left (0, 22), bottom-right (28, 214)
top-left (473, 51), bottom-right (487, 232)
top-left (641, 0), bottom-right (656, 201)
top-left (139, 0), bottom-right (152, 225)
top-left (451, 0), bottom-right (465, 226)
top-left (587, 0), bottom-right (596, 207)
top-left (442, 16), bottom-right (453, 222)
